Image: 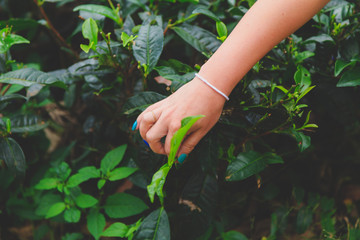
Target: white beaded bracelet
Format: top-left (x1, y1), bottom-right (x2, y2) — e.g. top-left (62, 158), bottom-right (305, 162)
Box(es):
top-left (195, 73), bottom-right (229, 101)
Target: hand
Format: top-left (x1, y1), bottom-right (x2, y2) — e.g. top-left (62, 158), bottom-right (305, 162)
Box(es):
top-left (134, 77), bottom-right (226, 158)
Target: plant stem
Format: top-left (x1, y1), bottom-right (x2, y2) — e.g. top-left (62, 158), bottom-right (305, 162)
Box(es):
top-left (33, 0), bottom-right (79, 59)
top-left (1, 84), bottom-right (11, 96)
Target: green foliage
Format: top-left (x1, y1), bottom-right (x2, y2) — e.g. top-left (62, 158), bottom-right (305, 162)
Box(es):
top-left (1, 0), bottom-right (360, 239)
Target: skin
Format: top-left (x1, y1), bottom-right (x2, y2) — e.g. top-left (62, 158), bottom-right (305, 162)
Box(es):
top-left (135, 0), bottom-right (330, 157)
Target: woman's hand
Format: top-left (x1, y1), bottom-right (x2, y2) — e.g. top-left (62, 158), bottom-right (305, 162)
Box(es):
top-left (134, 77), bottom-right (226, 159)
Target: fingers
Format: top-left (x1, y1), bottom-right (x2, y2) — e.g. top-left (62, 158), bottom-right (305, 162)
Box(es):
top-left (176, 130), bottom-right (205, 157)
top-left (164, 121), bottom-right (182, 155)
top-left (144, 118), bottom-right (168, 154)
top-left (138, 108), bottom-right (161, 140)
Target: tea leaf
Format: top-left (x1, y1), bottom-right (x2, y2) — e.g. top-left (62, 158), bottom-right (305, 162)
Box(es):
top-left (104, 193), bottom-right (148, 218)
top-left (133, 207), bottom-right (170, 240)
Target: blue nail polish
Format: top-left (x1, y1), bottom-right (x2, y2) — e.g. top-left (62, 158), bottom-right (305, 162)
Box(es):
top-left (132, 120), bottom-right (137, 131)
top-left (178, 154), bottom-right (187, 164)
top-left (143, 140), bottom-right (150, 147)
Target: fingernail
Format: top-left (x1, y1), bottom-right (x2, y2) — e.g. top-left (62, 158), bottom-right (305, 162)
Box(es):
top-left (178, 154), bottom-right (187, 164)
top-left (143, 140), bottom-right (150, 147)
top-left (132, 120), bottom-right (137, 131)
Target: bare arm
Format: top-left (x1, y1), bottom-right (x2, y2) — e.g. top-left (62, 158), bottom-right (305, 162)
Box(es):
top-left (199, 0), bottom-right (330, 96)
top-left (135, 0), bottom-right (330, 159)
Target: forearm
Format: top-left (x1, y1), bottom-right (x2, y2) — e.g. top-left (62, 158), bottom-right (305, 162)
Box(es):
top-left (198, 0), bottom-right (330, 96)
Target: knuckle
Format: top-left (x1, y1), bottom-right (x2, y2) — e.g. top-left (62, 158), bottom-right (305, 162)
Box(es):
top-left (169, 121), bottom-right (181, 132)
top-left (181, 142), bottom-right (195, 153)
top-left (145, 132), bottom-right (156, 142)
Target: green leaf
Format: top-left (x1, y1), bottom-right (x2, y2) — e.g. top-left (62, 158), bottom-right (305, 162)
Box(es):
top-left (100, 144), bottom-right (127, 174)
top-left (97, 179), bottom-right (106, 189)
top-left (80, 18), bottom-right (98, 53)
top-left (192, 7), bottom-right (220, 22)
top-left (133, 23), bottom-right (164, 76)
top-left (294, 65), bottom-right (311, 93)
top-left (172, 24), bottom-right (221, 58)
top-left (334, 59), bottom-right (355, 76)
top-left (336, 67), bottom-right (360, 87)
top-left (304, 34), bottom-right (334, 44)
top-left (122, 91), bottom-right (166, 115)
top-left (0, 28), bottom-right (30, 53)
top-left (102, 222), bottom-right (129, 237)
top-left (133, 207), bottom-right (170, 240)
top-left (10, 115), bottom-right (48, 133)
top-left (296, 207), bottom-right (313, 234)
top-left (87, 209), bottom-right (106, 240)
top-left (73, 4), bottom-right (120, 24)
top-left (67, 166), bottom-right (100, 187)
top-left (216, 21), bottom-right (227, 41)
top-left (64, 208), bottom-right (81, 223)
top-left (45, 202), bottom-right (66, 219)
top-left (121, 31), bottom-right (137, 47)
top-left (147, 164), bottom-right (170, 204)
top-left (104, 193), bottom-right (148, 218)
top-left (294, 51), bottom-right (315, 64)
top-left (0, 68), bottom-right (66, 89)
top-left (75, 194), bottom-right (98, 208)
top-left (35, 178), bottom-right (59, 190)
top-left (61, 233), bottom-right (84, 240)
top-left (290, 129), bottom-right (311, 152)
top-left (108, 167), bottom-right (138, 181)
top-left (226, 151), bottom-right (279, 181)
top-left (0, 137), bottom-right (26, 172)
top-left (168, 115), bottom-right (204, 166)
top-left (222, 231), bottom-right (248, 240)
top-left (0, 94), bottom-right (27, 103)
top-left (35, 194), bottom-right (62, 216)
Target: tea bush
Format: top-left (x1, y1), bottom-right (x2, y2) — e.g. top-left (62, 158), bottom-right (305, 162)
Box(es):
top-left (1, 0), bottom-right (360, 239)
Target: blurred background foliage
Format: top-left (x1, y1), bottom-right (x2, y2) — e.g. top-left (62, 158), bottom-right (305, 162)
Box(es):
top-left (1, 0), bottom-right (360, 239)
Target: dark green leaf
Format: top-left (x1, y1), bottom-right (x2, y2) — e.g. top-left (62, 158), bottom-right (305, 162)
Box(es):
top-left (64, 208), bottom-right (81, 223)
top-left (222, 231), bottom-right (248, 240)
top-left (0, 94), bottom-right (27, 103)
top-left (133, 23), bottom-right (164, 75)
top-left (226, 151), bottom-right (277, 181)
top-left (290, 129), bottom-right (311, 152)
top-left (133, 207), bottom-right (170, 240)
top-left (108, 167), bottom-right (138, 181)
top-left (172, 24), bottom-right (221, 58)
top-left (336, 67), bottom-right (360, 87)
top-left (296, 207), bottom-right (313, 234)
top-left (73, 4), bottom-right (120, 24)
top-left (10, 115), bottom-right (48, 133)
top-left (35, 194), bottom-right (62, 216)
top-left (45, 202), bottom-right (66, 219)
top-left (100, 144), bottom-right (127, 174)
top-left (0, 137), bottom-right (26, 172)
top-left (0, 68), bottom-right (66, 89)
top-left (122, 91), bottom-right (166, 115)
top-left (304, 34), bottom-right (334, 44)
top-left (104, 193), bottom-right (148, 218)
top-left (61, 233), bottom-right (84, 240)
top-left (334, 59), bottom-right (355, 76)
top-left (192, 7), bottom-right (220, 22)
top-left (102, 222), bottom-right (129, 237)
top-left (75, 194), bottom-right (98, 208)
top-left (87, 209), bottom-right (106, 240)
